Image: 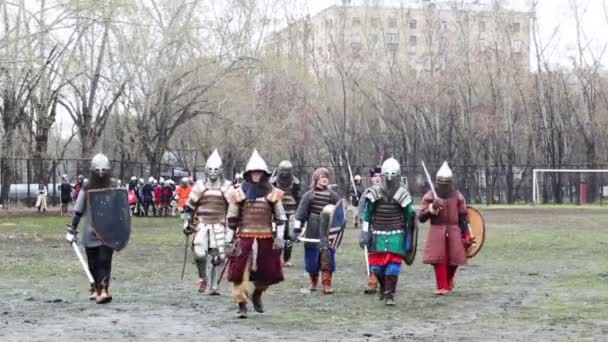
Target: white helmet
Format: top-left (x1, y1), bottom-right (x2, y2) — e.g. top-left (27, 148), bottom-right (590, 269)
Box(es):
top-left (148, 176), bottom-right (155, 183)
top-left (381, 157), bottom-right (401, 181)
top-left (245, 149), bottom-right (270, 175)
top-left (206, 149), bottom-right (222, 169)
top-left (90, 154), bottom-right (110, 178)
top-left (436, 161), bottom-right (453, 181)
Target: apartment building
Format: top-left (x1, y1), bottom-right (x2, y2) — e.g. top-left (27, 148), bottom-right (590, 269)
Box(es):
top-left (265, 0), bottom-right (530, 75)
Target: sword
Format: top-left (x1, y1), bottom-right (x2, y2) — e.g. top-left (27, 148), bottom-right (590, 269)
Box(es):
top-left (66, 234), bottom-right (95, 285)
top-left (421, 161), bottom-right (438, 199)
top-left (218, 258), bottom-right (231, 283)
top-left (180, 234), bottom-right (189, 280)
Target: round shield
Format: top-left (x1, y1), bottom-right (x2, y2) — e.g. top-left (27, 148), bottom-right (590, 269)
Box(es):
top-left (466, 206), bottom-right (486, 258)
top-left (403, 218), bottom-right (418, 265)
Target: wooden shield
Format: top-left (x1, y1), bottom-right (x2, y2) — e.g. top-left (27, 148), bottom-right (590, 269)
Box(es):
top-left (403, 215), bottom-right (418, 265)
top-left (466, 206), bottom-right (486, 258)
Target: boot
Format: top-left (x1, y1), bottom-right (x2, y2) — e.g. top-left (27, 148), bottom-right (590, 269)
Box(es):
top-left (252, 288), bottom-right (265, 313)
top-left (364, 273), bottom-right (378, 294)
top-left (89, 284), bottom-right (98, 301)
top-left (237, 302), bottom-right (248, 319)
top-left (198, 279), bottom-right (208, 293)
top-left (96, 287), bottom-right (112, 304)
top-left (309, 272), bottom-right (319, 291)
top-left (322, 271), bottom-right (333, 294)
top-left (384, 275), bottom-right (398, 306)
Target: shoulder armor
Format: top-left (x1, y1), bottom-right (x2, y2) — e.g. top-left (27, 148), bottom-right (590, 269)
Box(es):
top-left (393, 187), bottom-right (413, 207)
top-left (231, 187), bottom-right (246, 203)
top-left (266, 187), bottom-right (285, 203)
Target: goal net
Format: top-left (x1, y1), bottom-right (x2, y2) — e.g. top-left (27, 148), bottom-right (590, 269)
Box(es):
top-left (532, 169), bottom-right (608, 204)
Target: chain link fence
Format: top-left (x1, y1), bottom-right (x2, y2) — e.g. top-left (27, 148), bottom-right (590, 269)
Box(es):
top-left (1, 157), bottom-right (607, 207)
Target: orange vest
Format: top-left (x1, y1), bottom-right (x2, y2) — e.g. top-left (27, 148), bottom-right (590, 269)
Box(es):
top-left (176, 185), bottom-right (192, 209)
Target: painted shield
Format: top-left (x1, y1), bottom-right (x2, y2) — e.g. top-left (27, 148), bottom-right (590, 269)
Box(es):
top-left (328, 199), bottom-right (347, 250)
top-left (403, 214), bottom-right (419, 265)
top-left (466, 206), bottom-right (486, 258)
top-left (87, 188), bottom-right (131, 251)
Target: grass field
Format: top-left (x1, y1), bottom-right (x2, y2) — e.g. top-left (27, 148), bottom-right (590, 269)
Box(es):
top-left (1, 208), bottom-right (608, 341)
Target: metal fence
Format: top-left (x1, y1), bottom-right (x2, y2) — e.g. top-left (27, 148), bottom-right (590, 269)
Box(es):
top-left (1, 157), bottom-right (607, 207)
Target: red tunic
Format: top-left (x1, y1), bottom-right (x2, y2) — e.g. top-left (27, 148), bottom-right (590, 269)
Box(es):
top-left (420, 191), bottom-right (468, 266)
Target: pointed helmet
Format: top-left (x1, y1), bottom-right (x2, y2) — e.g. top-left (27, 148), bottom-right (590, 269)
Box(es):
top-left (206, 149), bottom-right (222, 169)
top-left (436, 161), bottom-right (453, 183)
top-left (245, 149), bottom-right (271, 175)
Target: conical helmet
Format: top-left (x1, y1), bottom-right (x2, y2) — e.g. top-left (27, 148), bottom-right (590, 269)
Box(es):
top-left (245, 149), bottom-right (270, 175)
top-left (206, 149), bottom-right (222, 169)
top-left (436, 161), bottom-right (453, 183)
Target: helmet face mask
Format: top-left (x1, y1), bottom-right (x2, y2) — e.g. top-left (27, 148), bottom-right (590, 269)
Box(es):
top-left (381, 158), bottom-right (401, 196)
top-left (277, 160), bottom-right (293, 185)
top-left (90, 154), bottom-right (111, 179)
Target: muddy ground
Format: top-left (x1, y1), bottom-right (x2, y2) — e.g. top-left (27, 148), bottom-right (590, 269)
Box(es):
top-left (1, 208), bottom-right (608, 341)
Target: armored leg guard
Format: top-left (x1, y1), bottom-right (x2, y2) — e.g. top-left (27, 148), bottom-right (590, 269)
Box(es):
top-left (195, 257), bottom-right (208, 293)
top-left (322, 271), bottom-right (334, 294)
top-left (208, 263), bottom-right (221, 296)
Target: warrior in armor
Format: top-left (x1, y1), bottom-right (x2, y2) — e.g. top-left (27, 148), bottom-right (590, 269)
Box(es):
top-left (270, 160), bottom-right (301, 267)
top-left (226, 150), bottom-right (287, 318)
top-left (66, 154), bottom-right (128, 304)
top-left (359, 158), bottom-right (415, 305)
top-left (183, 150), bottom-right (232, 295)
top-left (419, 162), bottom-right (472, 295)
top-left (293, 168), bottom-right (341, 294)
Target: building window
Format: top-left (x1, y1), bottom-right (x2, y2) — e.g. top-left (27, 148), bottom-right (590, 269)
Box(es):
top-left (513, 39), bottom-right (522, 53)
top-left (409, 35), bottom-right (417, 46)
top-left (511, 22), bottom-right (520, 33)
top-left (408, 52), bottom-right (416, 65)
top-left (479, 20), bottom-right (486, 32)
top-left (388, 17), bottom-right (397, 28)
top-left (410, 19), bottom-right (417, 30)
top-left (371, 17), bottom-right (381, 28)
top-left (353, 17), bottom-right (361, 26)
top-left (387, 33), bottom-right (399, 44)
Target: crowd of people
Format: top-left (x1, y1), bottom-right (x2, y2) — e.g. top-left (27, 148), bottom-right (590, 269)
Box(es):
top-left (64, 149), bottom-right (476, 320)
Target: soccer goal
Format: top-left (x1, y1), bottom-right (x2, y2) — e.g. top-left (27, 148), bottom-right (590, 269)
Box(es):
top-left (532, 169), bottom-right (608, 204)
